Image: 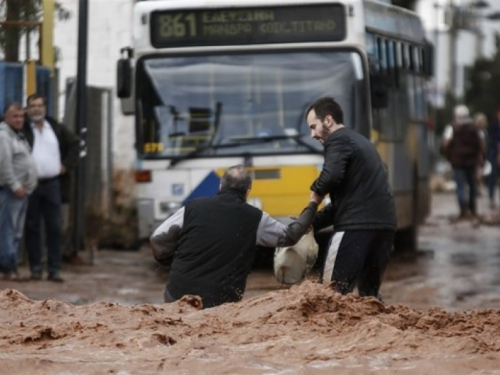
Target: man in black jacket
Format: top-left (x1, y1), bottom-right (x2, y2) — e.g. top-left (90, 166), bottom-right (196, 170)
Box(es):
top-left (307, 97), bottom-right (396, 299)
top-left (22, 94), bottom-right (80, 282)
top-left (441, 105), bottom-right (484, 220)
top-left (150, 165), bottom-right (318, 308)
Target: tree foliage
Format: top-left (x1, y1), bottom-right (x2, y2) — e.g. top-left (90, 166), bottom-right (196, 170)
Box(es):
top-left (464, 34), bottom-right (500, 120)
top-left (0, 0), bottom-right (70, 62)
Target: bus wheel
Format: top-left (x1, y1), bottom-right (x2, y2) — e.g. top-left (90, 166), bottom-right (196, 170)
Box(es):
top-left (394, 166), bottom-right (419, 253)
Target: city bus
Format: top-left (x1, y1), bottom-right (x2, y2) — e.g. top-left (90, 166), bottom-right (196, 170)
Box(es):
top-left (117, 0), bottom-right (433, 251)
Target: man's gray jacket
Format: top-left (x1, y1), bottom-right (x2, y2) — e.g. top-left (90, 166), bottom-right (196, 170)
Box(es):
top-left (150, 189), bottom-right (318, 308)
top-left (0, 122), bottom-right (38, 193)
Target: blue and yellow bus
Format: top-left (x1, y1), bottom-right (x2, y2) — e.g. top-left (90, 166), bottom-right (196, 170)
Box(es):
top-left (117, 0), bottom-right (433, 250)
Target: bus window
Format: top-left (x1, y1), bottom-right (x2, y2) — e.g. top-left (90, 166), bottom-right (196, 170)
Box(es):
top-left (386, 40), bottom-right (398, 88)
top-left (136, 51), bottom-right (369, 158)
top-left (411, 47), bottom-right (422, 74)
top-left (366, 32), bottom-right (379, 72)
top-left (420, 48), bottom-right (426, 74)
top-left (377, 37), bottom-right (387, 75)
top-left (409, 45), bottom-right (415, 72)
top-left (401, 43), bottom-right (408, 70)
top-left (385, 39), bottom-right (392, 87)
top-left (395, 41), bottom-right (402, 69)
top-left (392, 41), bottom-right (400, 88)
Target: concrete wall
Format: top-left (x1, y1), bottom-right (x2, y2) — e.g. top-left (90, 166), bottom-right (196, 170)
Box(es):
top-left (55, 0), bottom-right (135, 173)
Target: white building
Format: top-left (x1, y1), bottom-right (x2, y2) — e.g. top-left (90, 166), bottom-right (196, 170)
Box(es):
top-left (416, 0), bottom-right (500, 106)
top-left (54, 0), bottom-right (135, 183)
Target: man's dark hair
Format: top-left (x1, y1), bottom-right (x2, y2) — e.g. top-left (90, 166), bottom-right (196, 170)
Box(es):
top-left (305, 97), bottom-right (344, 124)
top-left (220, 165), bottom-right (252, 196)
top-left (27, 93), bottom-right (46, 106)
top-left (3, 102), bottom-right (24, 115)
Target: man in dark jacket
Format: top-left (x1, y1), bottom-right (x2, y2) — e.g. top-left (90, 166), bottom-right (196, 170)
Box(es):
top-left (441, 105), bottom-right (485, 220)
top-left (306, 97), bottom-right (396, 299)
top-left (22, 94), bottom-right (80, 282)
top-left (150, 164), bottom-right (318, 308)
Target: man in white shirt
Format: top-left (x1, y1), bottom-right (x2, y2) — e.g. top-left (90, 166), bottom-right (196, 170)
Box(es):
top-left (23, 94), bottom-right (79, 282)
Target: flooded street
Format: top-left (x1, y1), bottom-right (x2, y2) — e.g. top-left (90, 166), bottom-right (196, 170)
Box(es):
top-left (1, 191), bottom-right (500, 310)
top-left (1, 191), bottom-right (500, 374)
top-left (383, 192), bottom-right (500, 311)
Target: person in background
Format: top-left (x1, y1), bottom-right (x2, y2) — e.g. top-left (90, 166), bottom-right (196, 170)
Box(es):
top-left (0, 103), bottom-right (38, 280)
top-left (150, 165), bottom-right (318, 309)
top-left (442, 105), bottom-right (485, 222)
top-left (306, 97), bottom-right (397, 300)
top-left (22, 94), bottom-right (80, 282)
top-left (474, 113), bottom-right (488, 196)
top-left (486, 105), bottom-right (500, 209)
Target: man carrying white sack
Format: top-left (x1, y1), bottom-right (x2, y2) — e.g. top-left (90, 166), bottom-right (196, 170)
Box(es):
top-left (306, 97), bottom-right (397, 300)
top-left (150, 164), bottom-right (318, 309)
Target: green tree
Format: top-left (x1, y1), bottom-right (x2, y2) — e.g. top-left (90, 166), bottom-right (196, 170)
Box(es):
top-left (0, 0), bottom-right (37, 61)
top-left (0, 0), bottom-right (70, 62)
top-left (464, 34), bottom-right (500, 119)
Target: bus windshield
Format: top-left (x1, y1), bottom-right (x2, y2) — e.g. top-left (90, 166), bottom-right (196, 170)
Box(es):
top-left (136, 50), bottom-right (368, 158)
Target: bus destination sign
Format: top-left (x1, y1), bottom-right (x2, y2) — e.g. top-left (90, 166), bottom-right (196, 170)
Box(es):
top-left (150, 4), bottom-right (346, 48)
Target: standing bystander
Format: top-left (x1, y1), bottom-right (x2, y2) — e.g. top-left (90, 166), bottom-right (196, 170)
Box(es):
top-left (486, 106), bottom-right (500, 209)
top-left (442, 105), bottom-right (485, 221)
top-left (0, 103), bottom-right (38, 280)
top-left (22, 94), bottom-right (79, 282)
top-left (473, 113), bottom-right (488, 195)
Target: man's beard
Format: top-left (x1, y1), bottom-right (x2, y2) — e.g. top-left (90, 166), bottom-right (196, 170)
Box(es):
top-left (320, 123), bottom-right (331, 142)
top-left (31, 114), bottom-right (44, 122)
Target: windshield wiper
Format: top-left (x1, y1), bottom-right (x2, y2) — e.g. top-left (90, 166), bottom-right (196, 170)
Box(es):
top-left (228, 134), bottom-right (320, 154)
top-left (168, 141), bottom-right (240, 168)
top-left (168, 135), bottom-right (319, 168)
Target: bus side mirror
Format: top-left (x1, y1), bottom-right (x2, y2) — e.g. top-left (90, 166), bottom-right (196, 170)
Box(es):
top-left (370, 74), bottom-right (389, 109)
top-left (117, 58), bottom-right (132, 98)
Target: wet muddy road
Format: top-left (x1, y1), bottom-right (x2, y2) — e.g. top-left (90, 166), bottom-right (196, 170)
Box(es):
top-left (2, 191), bottom-right (499, 311)
top-left (2, 192), bottom-right (500, 374)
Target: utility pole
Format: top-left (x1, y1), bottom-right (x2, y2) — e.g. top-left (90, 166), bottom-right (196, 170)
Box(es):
top-left (73, 0), bottom-right (89, 255)
top-left (447, 0), bottom-right (458, 104)
top-left (434, 2), bottom-right (440, 107)
top-left (475, 14), bottom-right (483, 59)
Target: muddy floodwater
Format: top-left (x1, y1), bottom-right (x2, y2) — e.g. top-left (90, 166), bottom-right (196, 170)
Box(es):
top-left (1, 192), bottom-right (500, 374)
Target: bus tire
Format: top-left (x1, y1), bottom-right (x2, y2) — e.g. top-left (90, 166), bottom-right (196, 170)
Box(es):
top-left (394, 166), bottom-right (419, 253)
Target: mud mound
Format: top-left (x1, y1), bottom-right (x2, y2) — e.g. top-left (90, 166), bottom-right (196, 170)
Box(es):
top-left (1, 284), bottom-right (500, 374)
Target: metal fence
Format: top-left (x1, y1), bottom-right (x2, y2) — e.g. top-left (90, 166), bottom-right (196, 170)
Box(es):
top-left (63, 80), bottom-right (114, 219)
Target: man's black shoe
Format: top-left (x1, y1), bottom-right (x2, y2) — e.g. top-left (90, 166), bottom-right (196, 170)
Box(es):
top-left (47, 273), bottom-right (64, 283)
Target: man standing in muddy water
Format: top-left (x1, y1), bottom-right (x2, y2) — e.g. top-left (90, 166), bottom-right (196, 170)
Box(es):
top-left (150, 164), bottom-right (319, 308)
top-left (0, 103), bottom-right (38, 280)
top-left (306, 96), bottom-right (396, 299)
top-left (23, 94), bottom-right (80, 283)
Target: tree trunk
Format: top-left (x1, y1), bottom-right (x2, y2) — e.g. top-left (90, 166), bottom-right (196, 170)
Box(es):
top-left (4, 0), bottom-right (22, 62)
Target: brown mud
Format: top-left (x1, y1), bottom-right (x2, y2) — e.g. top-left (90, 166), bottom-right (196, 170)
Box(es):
top-left (1, 281), bottom-right (499, 374)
